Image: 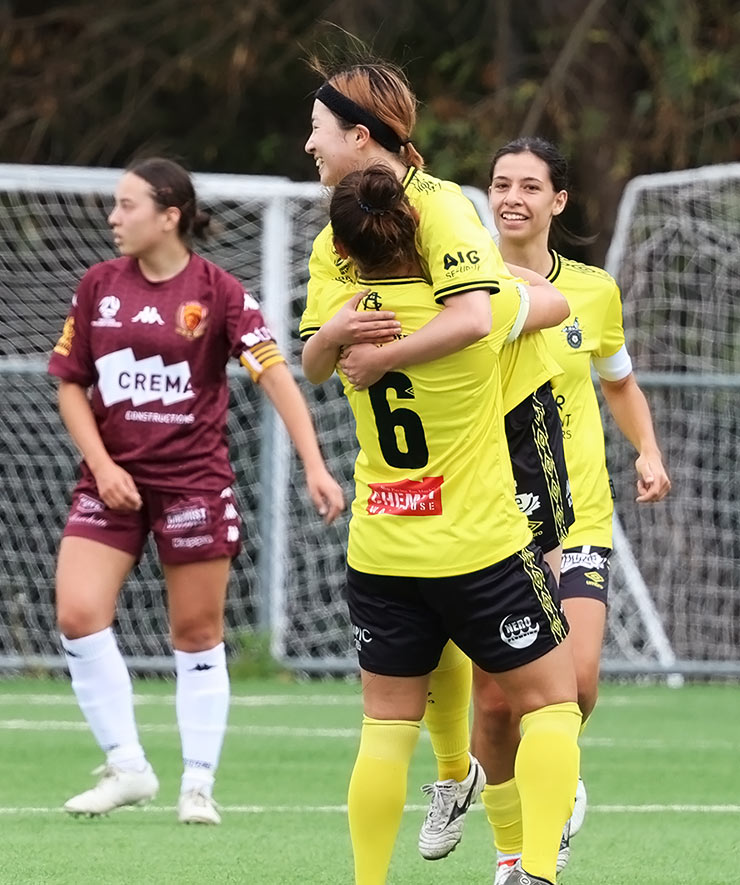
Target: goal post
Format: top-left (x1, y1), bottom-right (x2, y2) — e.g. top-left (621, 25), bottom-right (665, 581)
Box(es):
top-left (602, 163), bottom-right (740, 676)
top-left (0, 162), bottom-right (737, 676)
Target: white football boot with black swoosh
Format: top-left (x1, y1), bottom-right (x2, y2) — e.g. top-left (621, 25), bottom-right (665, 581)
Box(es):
top-left (418, 753), bottom-right (486, 859)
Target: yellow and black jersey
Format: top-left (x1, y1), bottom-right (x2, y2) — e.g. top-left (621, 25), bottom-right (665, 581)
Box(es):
top-left (308, 275), bottom-right (531, 577)
top-left (300, 168), bottom-right (509, 345)
top-left (300, 166), bottom-right (559, 411)
top-left (542, 250), bottom-right (633, 548)
top-left (499, 331), bottom-right (562, 415)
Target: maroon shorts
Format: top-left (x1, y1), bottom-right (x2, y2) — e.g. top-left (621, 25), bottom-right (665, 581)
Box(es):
top-left (62, 478), bottom-right (242, 565)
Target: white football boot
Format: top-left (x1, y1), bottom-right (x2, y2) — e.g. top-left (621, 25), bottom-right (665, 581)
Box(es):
top-left (64, 762), bottom-right (158, 816)
top-left (418, 754), bottom-right (486, 859)
top-left (178, 788), bottom-right (221, 825)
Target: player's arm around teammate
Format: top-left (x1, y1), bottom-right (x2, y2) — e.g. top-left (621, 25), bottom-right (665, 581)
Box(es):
top-left (312, 163), bottom-right (580, 885)
top-left (474, 137), bottom-right (670, 884)
top-left (50, 157), bottom-right (342, 826)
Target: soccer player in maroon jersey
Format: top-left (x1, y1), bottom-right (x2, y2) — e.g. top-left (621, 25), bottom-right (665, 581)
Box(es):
top-left (48, 157), bottom-right (344, 824)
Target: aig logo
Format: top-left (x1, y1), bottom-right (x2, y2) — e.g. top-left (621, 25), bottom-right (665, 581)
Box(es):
top-left (352, 624), bottom-right (373, 651)
top-left (443, 250), bottom-right (480, 269)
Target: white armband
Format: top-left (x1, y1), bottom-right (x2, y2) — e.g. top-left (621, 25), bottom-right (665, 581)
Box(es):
top-left (593, 344), bottom-right (633, 381)
top-left (505, 283), bottom-right (531, 343)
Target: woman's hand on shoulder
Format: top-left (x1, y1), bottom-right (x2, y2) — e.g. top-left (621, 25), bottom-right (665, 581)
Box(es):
top-left (322, 290), bottom-right (401, 347)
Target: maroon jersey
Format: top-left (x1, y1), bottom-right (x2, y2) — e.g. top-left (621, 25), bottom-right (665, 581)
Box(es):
top-left (49, 253), bottom-right (283, 491)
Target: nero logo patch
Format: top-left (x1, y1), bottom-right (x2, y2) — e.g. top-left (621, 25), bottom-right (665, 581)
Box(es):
top-left (95, 348), bottom-right (194, 407)
top-left (499, 614), bottom-right (540, 650)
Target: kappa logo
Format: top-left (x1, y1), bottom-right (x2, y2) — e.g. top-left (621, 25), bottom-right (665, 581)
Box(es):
top-left (95, 348), bottom-right (194, 407)
top-left (226, 525), bottom-right (240, 543)
top-left (499, 614), bottom-right (540, 650)
top-left (515, 492), bottom-right (541, 517)
top-left (91, 295), bottom-right (122, 327)
top-left (563, 317), bottom-right (583, 349)
top-left (241, 326), bottom-right (273, 348)
top-left (132, 306), bottom-right (164, 325)
top-left (223, 502), bottom-right (239, 521)
top-left (243, 291), bottom-right (260, 311)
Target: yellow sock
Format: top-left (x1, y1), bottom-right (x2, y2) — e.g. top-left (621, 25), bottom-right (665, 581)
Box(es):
top-left (348, 716), bottom-right (420, 885)
top-left (579, 714), bottom-right (591, 738)
top-left (516, 701), bottom-right (581, 884)
top-left (482, 778), bottom-right (523, 854)
top-left (424, 641), bottom-right (472, 781)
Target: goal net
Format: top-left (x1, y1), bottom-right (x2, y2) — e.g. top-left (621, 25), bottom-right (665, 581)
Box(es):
top-left (602, 164), bottom-right (740, 675)
top-left (1, 163), bottom-right (735, 675)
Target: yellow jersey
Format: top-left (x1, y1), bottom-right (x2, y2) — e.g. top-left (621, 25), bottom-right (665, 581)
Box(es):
top-left (299, 166), bottom-right (560, 411)
top-left (542, 251), bottom-right (633, 548)
top-left (306, 276), bottom-right (531, 577)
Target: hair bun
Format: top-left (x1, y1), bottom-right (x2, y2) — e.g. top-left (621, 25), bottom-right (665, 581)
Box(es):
top-left (192, 209), bottom-right (212, 240)
top-left (357, 164), bottom-right (403, 214)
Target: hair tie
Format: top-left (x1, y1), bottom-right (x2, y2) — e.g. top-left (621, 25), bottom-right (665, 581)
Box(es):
top-left (358, 200), bottom-right (387, 215)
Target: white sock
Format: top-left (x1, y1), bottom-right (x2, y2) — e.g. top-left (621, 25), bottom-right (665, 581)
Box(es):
top-left (61, 627), bottom-right (147, 771)
top-left (175, 642), bottom-right (229, 796)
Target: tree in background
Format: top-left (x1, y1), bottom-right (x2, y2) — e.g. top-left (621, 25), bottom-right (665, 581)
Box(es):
top-left (1, 0), bottom-right (737, 261)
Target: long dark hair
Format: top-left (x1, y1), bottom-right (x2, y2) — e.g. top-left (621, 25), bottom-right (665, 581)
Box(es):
top-left (330, 164), bottom-right (419, 278)
top-left (489, 137), bottom-right (594, 248)
top-left (126, 157), bottom-right (211, 242)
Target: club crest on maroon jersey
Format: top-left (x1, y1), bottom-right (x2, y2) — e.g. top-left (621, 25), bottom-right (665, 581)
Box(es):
top-left (176, 301), bottom-right (209, 339)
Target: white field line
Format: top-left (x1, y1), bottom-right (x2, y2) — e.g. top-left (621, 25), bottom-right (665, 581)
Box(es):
top-left (0, 693), bottom-right (363, 707)
top-left (0, 720), bottom-right (360, 738)
top-left (1, 803), bottom-right (739, 816)
top-left (0, 719), bottom-right (736, 750)
top-left (0, 692), bottom-right (642, 708)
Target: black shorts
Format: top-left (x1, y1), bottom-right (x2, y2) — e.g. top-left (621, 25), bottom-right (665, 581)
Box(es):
top-left (346, 544), bottom-right (569, 677)
top-left (505, 382), bottom-right (575, 554)
top-left (559, 545), bottom-right (611, 603)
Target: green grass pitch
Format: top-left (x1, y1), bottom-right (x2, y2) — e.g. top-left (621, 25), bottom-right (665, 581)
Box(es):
top-left (0, 678), bottom-right (738, 884)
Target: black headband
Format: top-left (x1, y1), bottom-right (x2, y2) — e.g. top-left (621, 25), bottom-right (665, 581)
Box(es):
top-left (315, 83), bottom-right (406, 154)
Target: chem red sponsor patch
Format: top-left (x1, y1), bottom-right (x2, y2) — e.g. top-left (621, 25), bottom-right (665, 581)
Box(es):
top-left (367, 476), bottom-right (443, 516)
